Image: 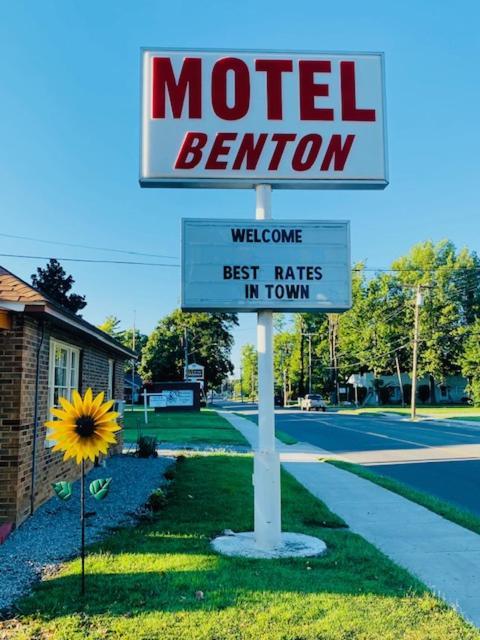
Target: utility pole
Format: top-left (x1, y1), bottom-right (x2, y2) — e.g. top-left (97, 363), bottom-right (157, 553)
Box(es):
top-left (183, 328), bottom-right (188, 381)
top-left (308, 334), bottom-right (312, 395)
top-left (410, 285), bottom-right (423, 420)
top-left (130, 311), bottom-right (136, 411)
top-left (301, 333), bottom-right (315, 395)
top-left (283, 368), bottom-right (287, 407)
top-left (328, 315), bottom-right (340, 405)
top-left (239, 364), bottom-right (243, 403)
top-left (395, 354), bottom-right (405, 408)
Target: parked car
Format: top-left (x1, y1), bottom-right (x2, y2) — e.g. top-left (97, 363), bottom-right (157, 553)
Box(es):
top-left (300, 394), bottom-right (327, 411)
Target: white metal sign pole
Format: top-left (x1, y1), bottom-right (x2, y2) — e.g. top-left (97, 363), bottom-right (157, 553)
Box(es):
top-left (254, 184), bottom-right (281, 551)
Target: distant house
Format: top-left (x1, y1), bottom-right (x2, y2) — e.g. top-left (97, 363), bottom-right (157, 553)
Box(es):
top-left (0, 267), bottom-right (135, 530)
top-left (347, 372), bottom-right (468, 405)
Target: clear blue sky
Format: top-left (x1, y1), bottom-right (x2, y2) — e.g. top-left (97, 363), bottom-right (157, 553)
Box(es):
top-left (1, 1), bottom-right (479, 372)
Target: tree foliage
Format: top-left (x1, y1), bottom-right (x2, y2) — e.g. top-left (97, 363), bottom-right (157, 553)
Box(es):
top-left (98, 315), bottom-right (147, 373)
top-left (31, 259), bottom-right (86, 314)
top-left (139, 310), bottom-right (238, 389)
top-left (238, 344), bottom-right (257, 400)
top-left (262, 241), bottom-right (480, 404)
top-left (461, 319), bottom-right (480, 406)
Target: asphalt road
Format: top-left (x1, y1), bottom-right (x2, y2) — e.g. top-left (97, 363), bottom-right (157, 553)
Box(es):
top-left (218, 401), bottom-right (480, 517)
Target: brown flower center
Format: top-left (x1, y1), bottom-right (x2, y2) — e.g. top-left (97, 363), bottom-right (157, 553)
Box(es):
top-left (75, 416), bottom-right (96, 437)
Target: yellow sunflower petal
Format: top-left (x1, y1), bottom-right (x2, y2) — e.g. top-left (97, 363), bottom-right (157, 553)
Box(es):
top-left (97, 421), bottom-right (121, 432)
top-left (94, 430), bottom-right (118, 444)
top-left (63, 449), bottom-right (74, 461)
top-left (95, 412), bottom-right (120, 426)
top-left (58, 396), bottom-right (76, 414)
top-left (92, 400), bottom-right (115, 420)
top-left (92, 391), bottom-right (105, 409)
top-left (83, 388), bottom-right (93, 413)
top-left (72, 390), bottom-right (84, 415)
top-left (50, 407), bottom-right (72, 421)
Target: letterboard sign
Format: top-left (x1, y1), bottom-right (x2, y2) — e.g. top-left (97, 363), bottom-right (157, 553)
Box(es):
top-left (182, 219), bottom-right (351, 312)
top-left (140, 48), bottom-right (387, 189)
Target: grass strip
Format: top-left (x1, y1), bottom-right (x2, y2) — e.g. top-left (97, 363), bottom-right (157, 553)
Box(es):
top-left (338, 406), bottom-right (480, 420)
top-left (122, 409), bottom-right (248, 446)
top-left (326, 458), bottom-right (480, 537)
top-left (8, 455), bottom-right (479, 639)
top-left (234, 412), bottom-right (298, 445)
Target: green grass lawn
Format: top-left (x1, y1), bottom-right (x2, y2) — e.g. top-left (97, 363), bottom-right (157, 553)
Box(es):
top-left (234, 412), bottom-right (298, 445)
top-left (6, 455), bottom-right (478, 639)
top-left (338, 406), bottom-right (480, 420)
top-left (122, 409), bottom-right (248, 446)
top-left (326, 459), bottom-right (480, 538)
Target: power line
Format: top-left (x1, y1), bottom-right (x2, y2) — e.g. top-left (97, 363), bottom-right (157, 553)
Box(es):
top-left (359, 267), bottom-right (480, 273)
top-left (0, 232), bottom-right (178, 260)
top-left (0, 253), bottom-right (180, 267)
top-left (327, 341), bottom-right (412, 370)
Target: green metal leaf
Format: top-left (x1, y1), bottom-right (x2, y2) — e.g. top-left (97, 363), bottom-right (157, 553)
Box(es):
top-left (89, 478), bottom-right (112, 501)
top-left (52, 481), bottom-right (73, 501)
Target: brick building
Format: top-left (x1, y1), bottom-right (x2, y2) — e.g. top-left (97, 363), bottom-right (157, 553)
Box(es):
top-left (0, 266), bottom-right (135, 530)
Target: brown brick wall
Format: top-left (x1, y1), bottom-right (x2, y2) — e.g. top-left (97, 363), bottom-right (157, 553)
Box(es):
top-left (0, 313), bottom-right (128, 527)
top-left (0, 314), bottom-right (24, 523)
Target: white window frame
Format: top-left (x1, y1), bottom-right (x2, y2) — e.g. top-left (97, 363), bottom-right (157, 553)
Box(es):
top-left (46, 338), bottom-right (80, 447)
top-left (107, 358), bottom-right (114, 401)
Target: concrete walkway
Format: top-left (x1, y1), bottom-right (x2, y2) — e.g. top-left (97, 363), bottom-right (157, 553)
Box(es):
top-left (219, 411), bottom-right (480, 628)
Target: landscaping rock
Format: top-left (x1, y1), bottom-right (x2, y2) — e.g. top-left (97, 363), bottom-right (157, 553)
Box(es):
top-left (0, 455), bottom-right (172, 616)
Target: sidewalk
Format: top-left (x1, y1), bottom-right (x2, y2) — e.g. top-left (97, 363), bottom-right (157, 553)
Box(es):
top-left (219, 411), bottom-right (480, 628)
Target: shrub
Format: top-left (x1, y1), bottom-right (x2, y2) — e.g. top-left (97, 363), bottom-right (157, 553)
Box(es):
top-left (378, 385), bottom-right (393, 405)
top-left (418, 385), bottom-right (430, 403)
top-left (136, 435), bottom-right (158, 458)
top-left (148, 487), bottom-right (168, 511)
top-left (403, 384), bottom-right (412, 404)
top-left (164, 468), bottom-right (176, 481)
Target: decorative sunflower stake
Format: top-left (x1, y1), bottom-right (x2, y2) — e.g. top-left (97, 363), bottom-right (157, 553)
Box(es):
top-left (46, 388), bottom-right (120, 595)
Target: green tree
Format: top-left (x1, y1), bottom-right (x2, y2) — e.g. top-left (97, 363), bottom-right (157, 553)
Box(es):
top-left (139, 310), bottom-right (238, 390)
top-left (274, 330), bottom-right (296, 404)
top-left (98, 317), bottom-right (147, 374)
top-left (98, 315), bottom-right (121, 337)
top-left (392, 240), bottom-right (480, 402)
top-left (122, 327), bottom-right (148, 361)
top-left (461, 319), bottom-right (480, 406)
top-left (239, 344), bottom-right (257, 400)
top-left (337, 268), bottom-right (410, 381)
top-left (31, 258), bottom-right (86, 313)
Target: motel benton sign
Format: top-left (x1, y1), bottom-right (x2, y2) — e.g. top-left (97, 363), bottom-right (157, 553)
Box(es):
top-left (140, 49), bottom-right (387, 189)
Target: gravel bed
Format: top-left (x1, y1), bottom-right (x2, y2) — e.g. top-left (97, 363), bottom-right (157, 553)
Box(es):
top-left (123, 442), bottom-right (251, 455)
top-left (0, 454), bottom-right (173, 616)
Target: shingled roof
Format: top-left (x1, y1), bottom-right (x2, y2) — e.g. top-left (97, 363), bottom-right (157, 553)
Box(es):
top-left (0, 266), bottom-right (135, 358)
top-left (0, 267), bottom-right (47, 303)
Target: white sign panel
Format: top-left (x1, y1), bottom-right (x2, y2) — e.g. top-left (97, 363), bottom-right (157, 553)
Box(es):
top-left (149, 394), bottom-right (167, 408)
top-left (186, 364), bottom-right (204, 379)
top-left (140, 49), bottom-right (387, 189)
top-left (182, 219), bottom-right (351, 312)
top-left (150, 390), bottom-right (194, 408)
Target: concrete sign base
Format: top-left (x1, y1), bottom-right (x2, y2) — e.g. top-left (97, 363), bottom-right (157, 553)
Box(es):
top-left (211, 531), bottom-right (327, 559)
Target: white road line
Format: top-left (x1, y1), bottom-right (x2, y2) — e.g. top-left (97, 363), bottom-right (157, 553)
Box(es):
top-left (282, 416), bottom-right (430, 448)
top-left (294, 413), bottom-right (479, 444)
top-left (350, 415), bottom-right (479, 439)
